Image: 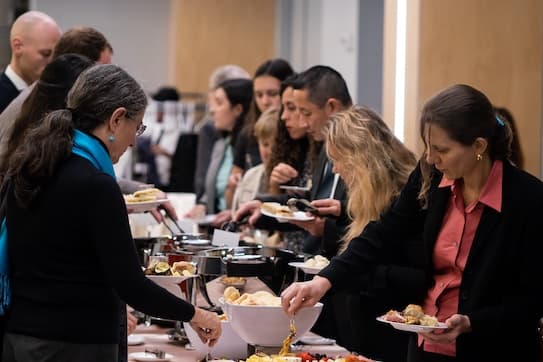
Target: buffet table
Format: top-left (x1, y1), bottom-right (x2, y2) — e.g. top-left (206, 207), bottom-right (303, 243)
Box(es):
top-left (128, 324), bottom-right (200, 361)
top-left (127, 325), bottom-right (349, 362)
top-left (128, 276), bottom-right (349, 361)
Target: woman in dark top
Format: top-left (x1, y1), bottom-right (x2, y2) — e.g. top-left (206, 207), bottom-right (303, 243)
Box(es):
top-left (322, 106), bottom-right (423, 360)
top-left (264, 74), bottom-right (321, 254)
top-left (282, 84), bottom-right (543, 361)
top-left (1, 64), bottom-right (221, 362)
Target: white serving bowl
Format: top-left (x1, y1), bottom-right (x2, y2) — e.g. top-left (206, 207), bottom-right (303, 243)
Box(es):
top-left (223, 302), bottom-right (323, 347)
top-left (183, 320), bottom-right (247, 360)
top-left (146, 275), bottom-right (195, 299)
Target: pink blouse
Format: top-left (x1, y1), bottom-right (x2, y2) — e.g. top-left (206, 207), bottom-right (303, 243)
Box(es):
top-left (419, 161), bottom-right (503, 356)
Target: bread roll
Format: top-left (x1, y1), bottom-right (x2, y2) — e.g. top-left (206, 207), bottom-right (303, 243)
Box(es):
top-left (224, 286), bottom-right (241, 303)
top-left (124, 188), bottom-right (162, 203)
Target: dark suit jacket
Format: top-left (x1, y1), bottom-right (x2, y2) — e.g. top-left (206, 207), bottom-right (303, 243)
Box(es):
top-left (321, 161), bottom-right (543, 361)
top-left (0, 72), bottom-right (20, 114)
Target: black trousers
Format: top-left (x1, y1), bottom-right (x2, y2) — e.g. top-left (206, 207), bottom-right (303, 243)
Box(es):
top-left (118, 304), bottom-right (128, 362)
top-left (2, 333), bottom-right (118, 362)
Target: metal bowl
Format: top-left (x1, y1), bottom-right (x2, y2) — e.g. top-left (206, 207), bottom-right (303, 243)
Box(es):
top-left (196, 246), bottom-right (300, 278)
top-left (171, 233), bottom-right (213, 253)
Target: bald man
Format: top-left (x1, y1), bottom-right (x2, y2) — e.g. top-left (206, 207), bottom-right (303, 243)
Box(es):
top-left (0, 26), bottom-right (113, 158)
top-left (0, 11), bottom-right (61, 112)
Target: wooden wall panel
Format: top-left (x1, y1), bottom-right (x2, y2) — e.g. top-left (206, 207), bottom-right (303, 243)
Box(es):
top-left (417, 0), bottom-right (543, 175)
top-left (170, 0), bottom-right (275, 96)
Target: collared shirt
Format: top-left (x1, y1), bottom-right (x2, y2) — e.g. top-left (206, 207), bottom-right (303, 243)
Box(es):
top-left (420, 160), bottom-right (503, 356)
top-left (5, 65), bottom-right (29, 91)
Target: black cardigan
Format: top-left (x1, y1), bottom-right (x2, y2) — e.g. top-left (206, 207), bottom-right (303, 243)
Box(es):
top-left (6, 154), bottom-right (195, 344)
top-left (320, 161), bottom-right (543, 361)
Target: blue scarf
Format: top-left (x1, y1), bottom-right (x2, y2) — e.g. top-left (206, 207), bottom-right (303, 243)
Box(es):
top-left (0, 130), bottom-right (115, 315)
top-left (72, 129), bottom-right (116, 178)
top-left (0, 218), bottom-right (8, 315)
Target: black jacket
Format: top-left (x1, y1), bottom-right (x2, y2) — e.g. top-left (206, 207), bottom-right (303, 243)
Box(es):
top-left (320, 161), bottom-right (543, 361)
top-left (0, 72), bottom-right (20, 114)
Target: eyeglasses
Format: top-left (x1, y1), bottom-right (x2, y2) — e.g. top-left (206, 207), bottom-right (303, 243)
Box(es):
top-left (136, 123), bottom-right (147, 137)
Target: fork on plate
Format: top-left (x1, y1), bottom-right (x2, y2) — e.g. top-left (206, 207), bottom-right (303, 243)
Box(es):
top-left (144, 347), bottom-right (166, 359)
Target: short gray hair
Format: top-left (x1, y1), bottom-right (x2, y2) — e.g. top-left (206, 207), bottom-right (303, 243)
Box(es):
top-left (208, 64), bottom-right (250, 90)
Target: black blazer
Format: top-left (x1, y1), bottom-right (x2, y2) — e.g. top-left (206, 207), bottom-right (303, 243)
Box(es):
top-left (0, 72), bottom-right (20, 114)
top-left (321, 161), bottom-right (543, 361)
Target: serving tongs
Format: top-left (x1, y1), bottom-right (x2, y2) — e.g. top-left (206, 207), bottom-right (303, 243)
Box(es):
top-left (158, 204), bottom-right (186, 234)
top-left (278, 317), bottom-right (297, 356)
top-left (286, 198), bottom-right (320, 216)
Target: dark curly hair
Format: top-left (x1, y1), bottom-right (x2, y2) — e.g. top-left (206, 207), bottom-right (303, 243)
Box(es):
top-left (266, 75), bottom-right (321, 194)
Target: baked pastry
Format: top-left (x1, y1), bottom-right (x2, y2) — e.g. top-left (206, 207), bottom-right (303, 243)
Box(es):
top-left (171, 261), bottom-right (196, 275)
top-left (261, 202), bottom-right (294, 218)
top-left (124, 187), bottom-right (162, 203)
top-left (223, 286), bottom-right (241, 303)
top-left (227, 290), bottom-right (281, 306)
top-left (403, 304), bottom-right (425, 324)
top-left (382, 304), bottom-right (439, 327)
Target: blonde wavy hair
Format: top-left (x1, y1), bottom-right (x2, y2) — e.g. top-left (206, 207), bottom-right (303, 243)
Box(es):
top-left (325, 106), bottom-right (417, 250)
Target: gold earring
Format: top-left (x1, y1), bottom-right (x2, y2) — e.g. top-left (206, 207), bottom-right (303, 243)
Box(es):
top-left (476, 153), bottom-right (482, 161)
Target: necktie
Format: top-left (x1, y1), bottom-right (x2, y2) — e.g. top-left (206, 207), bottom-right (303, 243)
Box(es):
top-left (315, 160), bottom-right (334, 199)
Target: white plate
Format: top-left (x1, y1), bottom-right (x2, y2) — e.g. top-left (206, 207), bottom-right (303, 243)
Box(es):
top-left (126, 199), bottom-right (168, 213)
top-left (376, 317), bottom-right (448, 333)
top-left (180, 239), bottom-right (210, 246)
top-left (261, 208), bottom-right (315, 223)
top-left (279, 185), bottom-right (311, 192)
top-left (194, 214), bottom-right (217, 225)
top-left (127, 334), bottom-right (145, 346)
top-left (298, 336), bottom-right (336, 345)
top-left (128, 352), bottom-right (173, 361)
top-left (288, 261), bottom-right (324, 274)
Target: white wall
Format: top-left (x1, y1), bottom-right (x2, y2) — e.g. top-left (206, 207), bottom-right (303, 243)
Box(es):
top-left (32, 0), bottom-right (382, 109)
top-left (319, 0), bottom-right (359, 102)
top-left (33, 0), bottom-right (171, 94)
top-left (277, 0), bottom-right (372, 105)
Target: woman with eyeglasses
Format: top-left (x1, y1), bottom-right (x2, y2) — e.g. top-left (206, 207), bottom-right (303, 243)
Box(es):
top-left (0, 64), bottom-right (221, 362)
